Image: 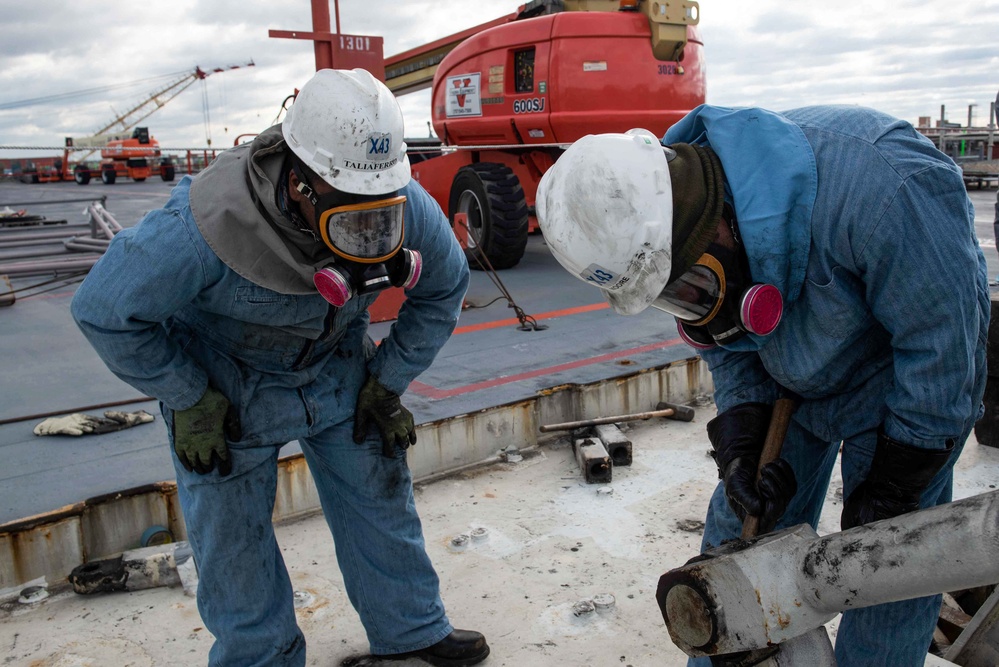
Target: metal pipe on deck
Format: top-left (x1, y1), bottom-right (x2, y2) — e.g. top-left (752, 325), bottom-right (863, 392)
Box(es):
top-left (0, 256), bottom-right (102, 277)
top-left (657, 490), bottom-right (999, 657)
top-left (0, 226), bottom-right (90, 245)
top-left (0, 247), bottom-right (77, 261)
top-left (0, 202), bottom-right (121, 279)
top-left (87, 202), bottom-right (122, 239)
top-left (64, 238), bottom-right (111, 252)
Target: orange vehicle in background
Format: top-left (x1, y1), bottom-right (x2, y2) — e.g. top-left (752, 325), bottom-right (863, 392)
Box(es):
top-left (405, 0), bottom-right (705, 269)
top-left (72, 127), bottom-right (176, 185)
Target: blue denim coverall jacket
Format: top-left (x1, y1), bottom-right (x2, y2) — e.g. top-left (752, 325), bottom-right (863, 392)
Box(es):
top-left (71, 146), bottom-right (470, 664)
top-left (71, 174), bottom-right (469, 446)
top-left (664, 105), bottom-right (988, 667)
top-left (664, 104), bottom-right (988, 452)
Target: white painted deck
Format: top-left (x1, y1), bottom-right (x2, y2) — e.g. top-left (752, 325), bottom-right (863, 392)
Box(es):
top-left (3, 413), bottom-right (998, 667)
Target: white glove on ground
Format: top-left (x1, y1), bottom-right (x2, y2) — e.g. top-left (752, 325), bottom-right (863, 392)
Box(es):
top-left (34, 410), bottom-right (155, 436)
top-left (34, 413), bottom-right (106, 436)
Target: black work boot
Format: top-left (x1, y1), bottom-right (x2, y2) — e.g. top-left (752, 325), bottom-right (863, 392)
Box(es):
top-left (386, 629), bottom-right (489, 666)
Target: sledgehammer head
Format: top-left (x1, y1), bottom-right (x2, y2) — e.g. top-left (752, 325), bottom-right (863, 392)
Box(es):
top-left (656, 401), bottom-right (696, 421)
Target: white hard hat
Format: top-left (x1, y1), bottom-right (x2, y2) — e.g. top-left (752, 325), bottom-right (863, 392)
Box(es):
top-left (536, 129), bottom-right (674, 316)
top-left (282, 68), bottom-right (411, 195)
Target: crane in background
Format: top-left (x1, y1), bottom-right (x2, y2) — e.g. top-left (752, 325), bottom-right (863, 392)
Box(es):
top-left (16, 62), bottom-right (255, 184)
top-left (73, 61), bottom-right (255, 151)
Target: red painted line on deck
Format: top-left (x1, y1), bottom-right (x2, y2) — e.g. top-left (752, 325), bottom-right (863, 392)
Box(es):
top-left (453, 301), bottom-right (609, 335)
top-left (410, 337), bottom-right (684, 399)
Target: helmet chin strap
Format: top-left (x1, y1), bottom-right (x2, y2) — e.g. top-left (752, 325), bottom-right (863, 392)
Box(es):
top-left (289, 153), bottom-right (321, 207)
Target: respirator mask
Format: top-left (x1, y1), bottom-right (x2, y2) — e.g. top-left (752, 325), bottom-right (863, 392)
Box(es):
top-left (294, 164), bottom-right (422, 307)
top-left (652, 238), bottom-right (783, 349)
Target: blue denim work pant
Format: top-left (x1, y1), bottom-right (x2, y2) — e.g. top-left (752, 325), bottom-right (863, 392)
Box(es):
top-left (689, 417), bottom-right (974, 667)
top-left (171, 419), bottom-right (453, 666)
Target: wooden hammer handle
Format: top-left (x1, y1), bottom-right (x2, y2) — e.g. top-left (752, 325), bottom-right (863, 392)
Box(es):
top-left (741, 397), bottom-right (797, 539)
top-left (539, 407), bottom-right (675, 433)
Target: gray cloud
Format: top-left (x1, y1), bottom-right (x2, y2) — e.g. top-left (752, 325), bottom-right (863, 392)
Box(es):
top-left (1, 0), bottom-right (997, 159)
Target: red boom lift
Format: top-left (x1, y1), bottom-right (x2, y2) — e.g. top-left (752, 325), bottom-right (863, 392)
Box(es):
top-left (396, 0), bottom-right (705, 269)
top-left (274, 0), bottom-right (705, 270)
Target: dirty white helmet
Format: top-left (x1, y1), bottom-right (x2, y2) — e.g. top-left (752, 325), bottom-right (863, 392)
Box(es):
top-left (282, 68), bottom-right (410, 195)
top-left (536, 129), bottom-right (673, 316)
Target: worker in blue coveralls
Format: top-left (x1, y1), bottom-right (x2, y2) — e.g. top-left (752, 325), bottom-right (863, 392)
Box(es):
top-left (71, 69), bottom-right (489, 667)
top-left (535, 105), bottom-right (988, 666)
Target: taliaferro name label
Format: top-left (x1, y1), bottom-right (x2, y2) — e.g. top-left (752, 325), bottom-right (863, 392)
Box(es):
top-left (344, 158), bottom-right (399, 171)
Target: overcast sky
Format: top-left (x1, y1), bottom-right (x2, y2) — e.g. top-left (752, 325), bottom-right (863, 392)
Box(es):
top-left (1, 0), bottom-right (997, 159)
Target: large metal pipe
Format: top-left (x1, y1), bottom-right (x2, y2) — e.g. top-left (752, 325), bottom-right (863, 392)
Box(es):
top-left (800, 490), bottom-right (999, 610)
top-left (657, 490), bottom-right (999, 656)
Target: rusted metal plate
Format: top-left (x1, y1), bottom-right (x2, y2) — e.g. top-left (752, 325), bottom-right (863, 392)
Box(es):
top-left (272, 454), bottom-right (321, 522)
top-left (80, 482), bottom-right (179, 562)
top-left (0, 515), bottom-right (83, 591)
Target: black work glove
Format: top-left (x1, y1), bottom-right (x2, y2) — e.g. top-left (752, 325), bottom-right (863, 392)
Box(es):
top-left (841, 428), bottom-right (953, 530)
top-left (353, 375), bottom-right (417, 458)
top-left (707, 403), bottom-right (797, 535)
top-left (173, 386), bottom-right (234, 476)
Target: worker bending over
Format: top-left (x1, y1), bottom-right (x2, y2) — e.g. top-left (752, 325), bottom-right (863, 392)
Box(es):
top-left (536, 104), bottom-right (988, 666)
top-left (72, 69), bottom-right (489, 667)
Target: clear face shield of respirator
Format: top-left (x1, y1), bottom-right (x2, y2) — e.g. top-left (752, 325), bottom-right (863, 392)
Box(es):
top-left (651, 247), bottom-right (783, 349)
top-left (295, 175), bottom-right (422, 308)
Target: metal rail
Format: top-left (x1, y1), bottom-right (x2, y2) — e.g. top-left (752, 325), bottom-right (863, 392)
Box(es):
top-left (0, 145), bottom-right (215, 152)
top-left (0, 196), bottom-right (107, 207)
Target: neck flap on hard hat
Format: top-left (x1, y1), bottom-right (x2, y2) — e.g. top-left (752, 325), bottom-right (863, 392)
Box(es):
top-left (666, 143), bottom-right (726, 284)
top-left (189, 125), bottom-right (329, 295)
top-left (663, 105), bottom-right (817, 306)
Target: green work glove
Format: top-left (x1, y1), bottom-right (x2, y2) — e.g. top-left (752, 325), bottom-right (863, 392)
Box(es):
top-left (173, 386), bottom-right (233, 476)
top-left (353, 375), bottom-right (417, 458)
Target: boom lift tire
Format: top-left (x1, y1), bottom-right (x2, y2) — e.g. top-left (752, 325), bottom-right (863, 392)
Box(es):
top-left (74, 166), bottom-right (91, 185)
top-left (161, 164), bottom-right (175, 182)
top-left (101, 169), bottom-right (116, 185)
top-left (448, 163), bottom-right (529, 270)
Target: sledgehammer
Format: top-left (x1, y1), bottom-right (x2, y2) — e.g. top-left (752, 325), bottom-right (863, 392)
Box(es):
top-left (539, 401), bottom-right (695, 433)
